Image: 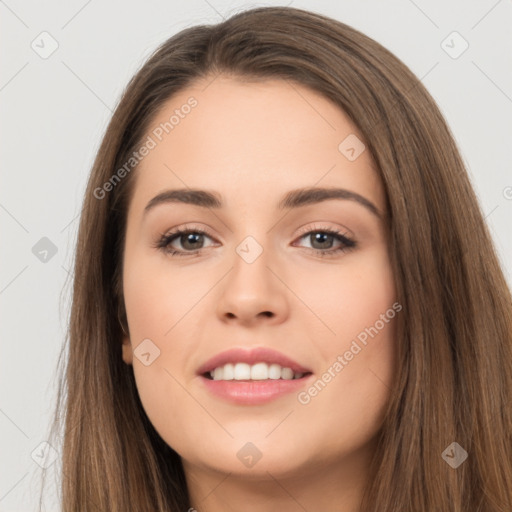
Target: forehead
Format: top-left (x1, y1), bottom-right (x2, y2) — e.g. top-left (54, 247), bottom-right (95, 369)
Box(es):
top-left (128, 75), bottom-right (385, 217)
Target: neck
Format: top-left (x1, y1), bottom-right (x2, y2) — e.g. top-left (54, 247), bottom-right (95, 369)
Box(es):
top-left (183, 441), bottom-right (376, 512)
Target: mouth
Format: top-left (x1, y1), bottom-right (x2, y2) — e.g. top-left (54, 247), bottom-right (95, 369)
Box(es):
top-left (196, 347), bottom-right (314, 405)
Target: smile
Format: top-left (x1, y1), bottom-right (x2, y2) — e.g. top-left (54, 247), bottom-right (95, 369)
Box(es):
top-left (196, 346), bottom-right (314, 404)
top-left (205, 362), bottom-right (307, 381)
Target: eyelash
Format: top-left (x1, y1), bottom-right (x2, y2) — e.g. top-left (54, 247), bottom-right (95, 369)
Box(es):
top-left (154, 224), bottom-right (357, 258)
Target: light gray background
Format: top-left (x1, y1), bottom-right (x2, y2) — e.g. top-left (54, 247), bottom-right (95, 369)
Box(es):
top-left (1, 0), bottom-right (511, 510)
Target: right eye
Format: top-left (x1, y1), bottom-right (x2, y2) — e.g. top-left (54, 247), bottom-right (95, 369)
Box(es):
top-left (155, 227), bottom-right (217, 257)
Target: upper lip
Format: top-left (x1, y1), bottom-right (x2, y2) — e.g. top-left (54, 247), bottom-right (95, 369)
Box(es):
top-left (197, 347), bottom-right (312, 375)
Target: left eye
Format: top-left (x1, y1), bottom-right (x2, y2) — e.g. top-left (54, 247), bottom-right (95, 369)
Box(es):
top-left (293, 229), bottom-right (356, 256)
top-left (156, 227), bottom-right (356, 257)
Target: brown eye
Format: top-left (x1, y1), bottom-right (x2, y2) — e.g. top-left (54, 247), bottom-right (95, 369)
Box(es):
top-left (294, 228), bottom-right (357, 257)
top-left (156, 227), bottom-right (216, 257)
top-left (177, 232), bottom-right (206, 251)
top-left (308, 232), bottom-right (336, 250)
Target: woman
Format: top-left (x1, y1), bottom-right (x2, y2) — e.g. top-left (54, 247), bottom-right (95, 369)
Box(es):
top-left (46, 6), bottom-right (512, 511)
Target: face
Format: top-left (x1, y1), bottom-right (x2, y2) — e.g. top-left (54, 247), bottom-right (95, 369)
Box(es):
top-left (120, 75), bottom-right (398, 483)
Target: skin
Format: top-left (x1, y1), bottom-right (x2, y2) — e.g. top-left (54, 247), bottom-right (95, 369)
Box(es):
top-left (121, 75), bottom-right (398, 512)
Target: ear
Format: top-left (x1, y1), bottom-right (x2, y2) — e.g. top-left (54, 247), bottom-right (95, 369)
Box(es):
top-left (122, 335), bottom-right (133, 365)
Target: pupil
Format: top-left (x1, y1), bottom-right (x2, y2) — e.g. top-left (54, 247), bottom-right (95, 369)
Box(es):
top-left (312, 232), bottom-right (332, 249)
top-left (183, 233), bottom-right (202, 250)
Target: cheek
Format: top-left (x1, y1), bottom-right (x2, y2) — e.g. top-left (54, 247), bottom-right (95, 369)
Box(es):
top-left (337, 248), bottom-right (397, 385)
top-left (123, 250), bottom-right (193, 339)
top-left (296, 247), bottom-right (397, 430)
top-left (295, 246), bottom-right (396, 346)
top-left (342, 254), bottom-right (396, 343)
top-left (122, 251), bottom-right (206, 444)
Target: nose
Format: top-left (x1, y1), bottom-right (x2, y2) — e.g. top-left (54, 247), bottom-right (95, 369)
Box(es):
top-left (215, 244), bottom-right (289, 327)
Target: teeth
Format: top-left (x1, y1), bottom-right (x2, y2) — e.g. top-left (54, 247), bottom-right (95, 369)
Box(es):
top-left (223, 363), bottom-right (234, 380)
top-left (209, 362), bottom-right (305, 381)
top-left (268, 363), bottom-right (282, 379)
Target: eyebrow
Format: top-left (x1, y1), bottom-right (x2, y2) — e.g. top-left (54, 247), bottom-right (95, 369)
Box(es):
top-left (143, 187), bottom-right (382, 219)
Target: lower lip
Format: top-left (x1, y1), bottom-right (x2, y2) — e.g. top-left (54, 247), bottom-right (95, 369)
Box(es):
top-left (199, 374), bottom-right (313, 405)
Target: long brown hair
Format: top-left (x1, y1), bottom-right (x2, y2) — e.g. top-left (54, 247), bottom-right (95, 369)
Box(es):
top-left (44, 6), bottom-right (512, 511)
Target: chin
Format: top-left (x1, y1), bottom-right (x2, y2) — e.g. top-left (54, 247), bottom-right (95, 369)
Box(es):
top-left (180, 435), bottom-right (316, 478)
